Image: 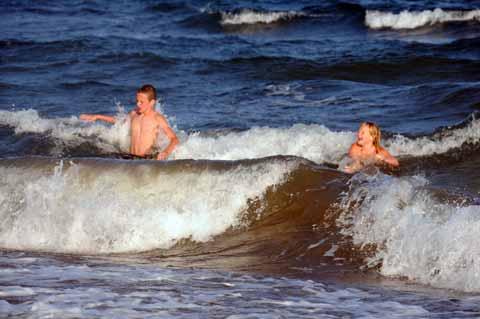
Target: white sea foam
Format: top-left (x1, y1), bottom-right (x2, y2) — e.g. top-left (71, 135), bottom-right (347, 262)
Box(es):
top-left (0, 258), bottom-right (434, 319)
top-left (366, 9), bottom-right (480, 30)
top-left (172, 124), bottom-right (354, 164)
top-left (175, 117), bottom-right (480, 164)
top-left (0, 109), bottom-right (131, 154)
top-left (220, 9), bottom-right (301, 25)
top-left (339, 172), bottom-right (480, 292)
top-left (386, 118), bottom-right (480, 157)
top-left (3, 109), bottom-right (480, 165)
top-left (0, 158), bottom-right (296, 253)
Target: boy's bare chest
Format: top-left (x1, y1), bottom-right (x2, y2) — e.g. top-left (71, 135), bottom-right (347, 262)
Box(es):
top-left (130, 115), bottom-right (158, 134)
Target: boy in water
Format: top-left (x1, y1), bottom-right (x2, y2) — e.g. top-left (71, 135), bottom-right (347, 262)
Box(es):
top-left (80, 84), bottom-right (179, 160)
top-left (344, 122), bottom-right (399, 173)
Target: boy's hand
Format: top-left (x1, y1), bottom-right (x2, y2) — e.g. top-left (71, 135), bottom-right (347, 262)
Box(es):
top-left (156, 151), bottom-right (168, 160)
top-left (80, 114), bottom-right (96, 122)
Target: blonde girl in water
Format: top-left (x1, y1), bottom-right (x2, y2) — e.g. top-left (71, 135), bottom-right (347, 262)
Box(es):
top-left (344, 122), bottom-right (399, 173)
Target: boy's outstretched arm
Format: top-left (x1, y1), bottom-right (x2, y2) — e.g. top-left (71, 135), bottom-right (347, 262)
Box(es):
top-left (80, 114), bottom-right (116, 124)
top-left (156, 115), bottom-right (179, 160)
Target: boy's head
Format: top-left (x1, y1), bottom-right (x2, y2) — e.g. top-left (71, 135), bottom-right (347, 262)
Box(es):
top-left (137, 84), bottom-right (157, 101)
top-left (136, 84), bottom-right (157, 114)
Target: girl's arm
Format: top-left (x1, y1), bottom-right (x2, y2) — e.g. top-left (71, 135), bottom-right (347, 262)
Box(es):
top-left (377, 148), bottom-right (399, 167)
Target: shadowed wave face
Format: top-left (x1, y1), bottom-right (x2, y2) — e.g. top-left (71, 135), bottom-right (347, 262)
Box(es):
top-left (0, 156), bottom-right (353, 278)
top-left (2, 151), bottom-right (480, 292)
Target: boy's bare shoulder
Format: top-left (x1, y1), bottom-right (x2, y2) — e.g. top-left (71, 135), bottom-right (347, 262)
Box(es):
top-left (154, 112), bottom-right (168, 123)
top-left (128, 110), bottom-right (139, 117)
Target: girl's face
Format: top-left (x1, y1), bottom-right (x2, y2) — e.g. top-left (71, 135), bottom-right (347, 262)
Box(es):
top-left (357, 125), bottom-right (374, 146)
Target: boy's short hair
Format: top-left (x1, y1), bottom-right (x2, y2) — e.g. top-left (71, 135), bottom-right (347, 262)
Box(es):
top-left (138, 84), bottom-right (157, 101)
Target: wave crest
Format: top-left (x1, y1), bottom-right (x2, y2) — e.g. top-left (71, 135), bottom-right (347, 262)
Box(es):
top-left (0, 157), bottom-right (297, 254)
top-left (366, 9), bottom-right (480, 30)
top-left (337, 172), bottom-right (480, 292)
top-left (4, 110), bottom-right (480, 167)
top-left (220, 9), bottom-right (302, 25)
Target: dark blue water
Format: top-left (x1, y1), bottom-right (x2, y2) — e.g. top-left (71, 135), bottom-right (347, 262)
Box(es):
top-left (2, 0), bottom-right (479, 135)
top-left (2, 1), bottom-right (480, 318)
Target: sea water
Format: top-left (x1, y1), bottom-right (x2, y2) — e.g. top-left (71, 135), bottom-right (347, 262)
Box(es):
top-left (1, 0), bottom-right (480, 317)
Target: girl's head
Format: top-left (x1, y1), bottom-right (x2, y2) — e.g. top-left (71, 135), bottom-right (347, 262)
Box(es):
top-left (357, 122), bottom-right (381, 150)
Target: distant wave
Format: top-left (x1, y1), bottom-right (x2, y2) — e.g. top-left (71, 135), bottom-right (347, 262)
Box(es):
top-left (366, 9), bottom-right (480, 30)
top-left (150, 2), bottom-right (189, 13)
top-left (206, 55), bottom-right (480, 85)
top-left (0, 38), bottom-right (92, 50)
top-left (220, 9), bottom-right (303, 25)
top-left (90, 52), bottom-right (177, 66)
top-left (0, 39), bottom-right (35, 48)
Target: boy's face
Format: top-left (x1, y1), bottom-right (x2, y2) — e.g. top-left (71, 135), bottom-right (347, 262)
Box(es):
top-left (136, 92), bottom-right (155, 114)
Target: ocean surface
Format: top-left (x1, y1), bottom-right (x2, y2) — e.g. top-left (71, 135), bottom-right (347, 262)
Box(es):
top-left (1, 0), bottom-right (480, 318)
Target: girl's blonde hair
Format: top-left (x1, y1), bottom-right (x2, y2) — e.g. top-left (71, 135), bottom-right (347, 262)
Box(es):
top-left (361, 122), bottom-right (381, 151)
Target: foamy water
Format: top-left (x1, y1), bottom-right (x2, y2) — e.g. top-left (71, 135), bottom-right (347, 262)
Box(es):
top-left (0, 158), bottom-right (296, 253)
top-left (173, 124), bottom-right (354, 164)
top-left (2, 109), bottom-right (480, 165)
top-left (1, 252), bottom-right (452, 319)
top-left (366, 9), bottom-right (480, 30)
top-left (220, 10), bottom-right (302, 25)
top-left (2, 0), bottom-right (480, 316)
top-left (0, 109), bottom-right (131, 154)
top-left (338, 172), bottom-right (480, 292)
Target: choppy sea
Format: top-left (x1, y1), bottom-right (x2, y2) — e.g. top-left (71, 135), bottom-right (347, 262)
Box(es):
top-left (1, 0), bottom-right (480, 318)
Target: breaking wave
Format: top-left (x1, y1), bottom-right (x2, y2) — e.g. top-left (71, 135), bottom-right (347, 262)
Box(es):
top-left (0, 157), bottom-right (298, 253)
top-left (220, 9), bottom-right (303, 25)
top-left (366, 9), bottom-right (480, 30)
top-left (337, 172), bottom-right (480, 292)
top-left (3, 109), bottom-right (480, 167)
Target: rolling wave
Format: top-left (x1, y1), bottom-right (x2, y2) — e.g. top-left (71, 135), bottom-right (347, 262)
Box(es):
top-left (0, 156), bottom-right (300, 254)
top-left (1, 154), bottom-right (479, 292)
top-left (220, 9), bottom-right (303, 25)
top-left (149, 2), bottom-right (190, 13)
top-left (89, 52), bottom-right (177, 66)
top-left (366, 9), bottom-right (480, 30)
top-left (3, 109), bottom-right (480, 167)
top-left (204, 55), bottom-right (480, 84)
top-left (183, 2), bottom-right (362, 31)
top-left (0, 40), bottom-right (36, 48)
top-left (337, 172), bottom-right (480, 292)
